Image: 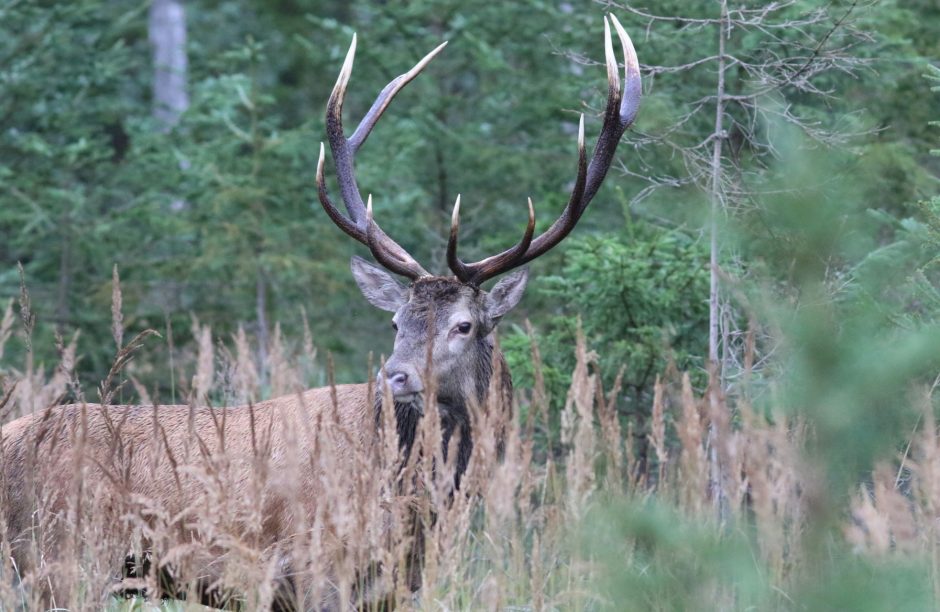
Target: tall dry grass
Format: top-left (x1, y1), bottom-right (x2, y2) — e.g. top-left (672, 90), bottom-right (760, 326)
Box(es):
top-left (0, 278), bottom-right (937, 610)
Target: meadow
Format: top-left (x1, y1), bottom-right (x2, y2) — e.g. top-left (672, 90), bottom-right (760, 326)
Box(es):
top-left (2, 0), bottom-right (939, 609)
top-left (2, 258), bottom-right (939, 610)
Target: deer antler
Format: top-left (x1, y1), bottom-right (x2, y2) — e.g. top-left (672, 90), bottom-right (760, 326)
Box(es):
top-left (317, 34), bottom-right (447, 280)
top-left (318, 16), bottom-right (640, 285)
top-left (447, 14), bottom-right (641, 286)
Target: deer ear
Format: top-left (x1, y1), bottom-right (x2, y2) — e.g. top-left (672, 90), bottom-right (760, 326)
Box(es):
top-left (351, 256), bottom-right (408, 312)
top-left (484, 268), bottom-right (529, 323)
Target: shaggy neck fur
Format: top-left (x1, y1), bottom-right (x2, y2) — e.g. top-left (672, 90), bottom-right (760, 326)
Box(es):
top-left (374, 335), bottom-right (512, 488)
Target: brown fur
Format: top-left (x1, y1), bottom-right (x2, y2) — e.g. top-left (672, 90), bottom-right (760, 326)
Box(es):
top-left (1, 357), bottom-right (513, 609)
top-left (1, 384), bottom-right (374, 606)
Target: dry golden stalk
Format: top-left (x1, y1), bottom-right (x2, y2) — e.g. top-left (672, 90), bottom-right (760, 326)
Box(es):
top-left (233, 325), bottom-right (260, 403)
top-left (111, 264), bottom-right (123, 352)
top-left (677, 373), bottom-right (707, 514)
top-left (0, 299), bottom-right (14, 363)
top-left (269, 323), bottom-right (303, 397)
top-left (562, 324), bottom-right (597, 518)
top-left (191, 320), bottom-right (214, 404)
top-left (524, 319), bottom-right (551, 454)
top-left (597, 365), bottom-right (625, 494)
top-left (847, 484), bottom-right (891, 554)
top-left (873, 462), bottom-right (916, 553)
top-left (649, 376), bottom-right (668, 481)
top-left (531, 531), bottom-right (544, 612)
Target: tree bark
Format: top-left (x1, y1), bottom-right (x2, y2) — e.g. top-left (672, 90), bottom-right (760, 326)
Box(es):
top-left (149, 0), bottom-right (188, 131)
top-left (708, 0), bottom-right (728, 375)
top-left (707, 0), bottom-right (730, 525)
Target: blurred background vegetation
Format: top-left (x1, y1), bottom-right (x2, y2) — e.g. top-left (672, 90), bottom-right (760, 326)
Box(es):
top-left (2, 0), bottom-right (940, 607)
top-left (4, 0), bottom-right (938, 433)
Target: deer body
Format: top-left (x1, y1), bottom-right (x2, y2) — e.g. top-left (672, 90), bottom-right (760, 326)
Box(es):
top-left (2, 385), bottom-right (372, 547)
top-left (1, 15), bottom-right (640, 610)
top-left (2, 385), bottom-right (373, 606)
top-left (1, 274), bottom-right (521, 607)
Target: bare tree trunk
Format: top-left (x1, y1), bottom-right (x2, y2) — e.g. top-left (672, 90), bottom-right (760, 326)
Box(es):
top-left (707, 0), bottom-right (730, 524)
top-left (149, 0), bottom-right (188, 131)
top-left (708, 0), bottom-right (728, 375)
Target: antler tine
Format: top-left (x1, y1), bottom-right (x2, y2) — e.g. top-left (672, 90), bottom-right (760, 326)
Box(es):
top-left (446, 195), bottom-right (471, 281)
top-left (576, 13), bottom-right (640, 209)
top-left (603, 16), bottom-right (621, 113)
top-left (446, 15), bottom-right (641, 285)
top-left (320, 34), bottom-right (435, 280)
top-left (364, 196), bottom-right (426, 278)
top-left (350, 41), bottom-right (448, 153)
top-left (467, 197), bottom-right (536, 280)
top-left (316, 143), bottom-right (360, 239)
top-left (611, 14), bottom-right (641, 126)
top-left (449, 195), bottom-right (537, 286)
top-left (324, 34), bottom-right (366, 226)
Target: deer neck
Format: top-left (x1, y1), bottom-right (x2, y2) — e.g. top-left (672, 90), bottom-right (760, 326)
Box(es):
top-left (374, 336), bottom-right (512, 484)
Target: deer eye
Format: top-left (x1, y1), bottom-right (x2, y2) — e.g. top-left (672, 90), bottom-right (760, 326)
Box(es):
top-left (455, 322), bottom-right (472, 335)
top-left (391, 322), bottom-right (398, 332)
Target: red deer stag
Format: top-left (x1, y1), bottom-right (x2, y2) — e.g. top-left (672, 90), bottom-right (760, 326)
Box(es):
top-left (0, 15), bottom-right (640, 611)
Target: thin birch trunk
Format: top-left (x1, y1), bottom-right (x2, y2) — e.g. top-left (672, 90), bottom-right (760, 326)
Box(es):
top-left (707, 0), bottom-right (730, 524)
top-left (149, 0), bottom-right (188, 131)
top-left (708, 0), bottom-right (728, 373)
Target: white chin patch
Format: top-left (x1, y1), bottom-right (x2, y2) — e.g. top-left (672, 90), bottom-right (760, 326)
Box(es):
top-left (394, 393), bottom-right (420, 404)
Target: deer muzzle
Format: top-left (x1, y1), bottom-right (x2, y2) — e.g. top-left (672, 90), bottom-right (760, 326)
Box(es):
top-left (381, 365), bottom-right (424, 403)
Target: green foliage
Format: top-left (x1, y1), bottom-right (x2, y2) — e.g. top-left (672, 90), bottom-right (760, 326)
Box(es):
top-left (0, 0), bottom-right (649, 388)
top-left (579, 499), bottom-right (765, 611)
top-left (580, 498), bottom-right (934, 611)
top-left (1, 0), bottom-right (937, 477)
top-left (3, 0), bottom-right (936, 393)
top-left (505, 223), bottom-right (709, 412)
top-left (0, 1), bottom-right (151, 372)
top-left (730, 124), bottom-right (940, 489)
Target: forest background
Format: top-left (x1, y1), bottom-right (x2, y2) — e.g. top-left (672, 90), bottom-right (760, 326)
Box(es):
top-left (2, 0), bottom-right (940, 608)
top-left (2, 0), bottom-right (938, 412)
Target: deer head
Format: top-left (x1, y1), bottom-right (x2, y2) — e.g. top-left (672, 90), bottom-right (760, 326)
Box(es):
top-left (317, 15), bottom-right (641, 411)
top-left (350, 257), bottom-right (527, 407)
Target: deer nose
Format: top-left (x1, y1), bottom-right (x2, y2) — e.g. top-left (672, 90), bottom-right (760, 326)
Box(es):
top-left (389, 372), bottom-right (409, 391)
